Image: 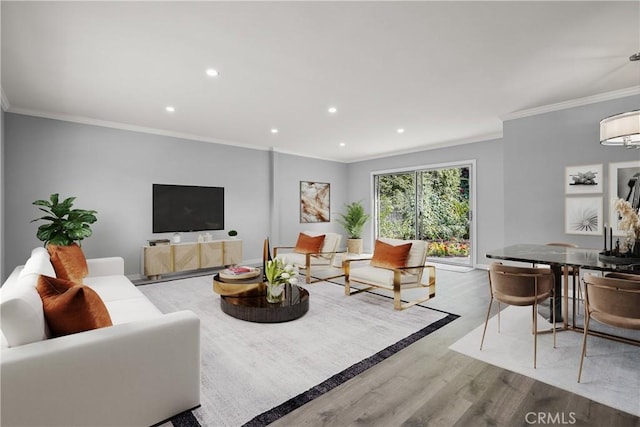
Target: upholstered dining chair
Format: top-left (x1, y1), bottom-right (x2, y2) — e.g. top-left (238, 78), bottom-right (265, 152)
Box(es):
top-left (577, 273), bottom-right (640, 382)
top-left (273, 231), bottom-right (342, 284)
top-left (343, 238), bottom-right (436, 310)
top-left (480, 262), bottom-right (556, 368)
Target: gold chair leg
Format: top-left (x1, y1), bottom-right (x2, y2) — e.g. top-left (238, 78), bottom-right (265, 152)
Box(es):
top-left (305, 254), bottom-right (312, 284)
top-left (533, 301), bottom-right (538, 369)
top-left (578, 314), bottom-right (590, 383)
top-left (480, 297), bottom-right (494, 350)
top-left (552, 288), bottom-right (556, 348)
top-left (393, 285), bottom-right (402, 310)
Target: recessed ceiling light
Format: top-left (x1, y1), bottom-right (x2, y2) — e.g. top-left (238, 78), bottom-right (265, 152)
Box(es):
top-left (328, 106), bottom-right (337, 114)
top-left (165, 106), bottom-right (175, 113)
top-left (397, 128), bottom-right (405, 134)
top-left (339, 142), bottom-right (346, 147)
top-left (206, 68), bottom-right (219, 77)
top-left (271, 128), bottom-right (279, 134)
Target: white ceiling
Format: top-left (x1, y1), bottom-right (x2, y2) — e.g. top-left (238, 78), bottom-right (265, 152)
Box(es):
top-left (2, 1), bottom-right (639, 162)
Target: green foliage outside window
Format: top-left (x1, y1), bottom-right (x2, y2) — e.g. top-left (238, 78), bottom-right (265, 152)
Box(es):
top-left (377, 173), bottom-right (416, 240)
top-left (377, 167), bottom-right (470, 257)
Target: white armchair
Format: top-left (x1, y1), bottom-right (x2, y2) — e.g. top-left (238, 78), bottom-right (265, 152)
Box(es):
top-left (343, 238), bottom-right (436, 310)
top-left (274, 232), bottom-right (343, 284)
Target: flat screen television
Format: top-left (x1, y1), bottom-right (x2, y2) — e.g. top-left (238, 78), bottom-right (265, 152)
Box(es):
top-left (153, 184), bottom-right (224, 233)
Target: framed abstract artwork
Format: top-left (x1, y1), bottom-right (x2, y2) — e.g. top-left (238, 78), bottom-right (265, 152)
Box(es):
top-left (565, 197), bottom-right (602, 235)
top-left (300, 181), bottom-right (330, 223)
top-left (609, 161), bottom-right (640, 236)
top-left (565, 164), bottom-right (602, 194)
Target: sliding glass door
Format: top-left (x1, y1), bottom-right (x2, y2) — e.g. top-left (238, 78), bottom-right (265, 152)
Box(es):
top-left (374, 162), bottom-right (473, 267)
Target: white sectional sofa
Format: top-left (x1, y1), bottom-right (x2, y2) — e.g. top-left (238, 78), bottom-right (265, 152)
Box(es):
top-left (0, 247), bottom-right (201, 427)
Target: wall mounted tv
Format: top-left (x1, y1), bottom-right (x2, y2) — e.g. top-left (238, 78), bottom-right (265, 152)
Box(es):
top-left (153, 184), bottom-right (224, 233)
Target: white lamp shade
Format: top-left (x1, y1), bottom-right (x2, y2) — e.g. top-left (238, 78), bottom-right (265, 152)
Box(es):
top-left (600, 110), bottom-right (640, 146)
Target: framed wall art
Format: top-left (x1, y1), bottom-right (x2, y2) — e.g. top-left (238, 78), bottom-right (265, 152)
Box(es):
top-left (300, 181), bottom-right (330, 223)
top-left (609, 160), bottom-right (640, 235)
top-left (565, 196), bottom-right (602, 236)
top-left (565, 164), bottom-right (602, 194)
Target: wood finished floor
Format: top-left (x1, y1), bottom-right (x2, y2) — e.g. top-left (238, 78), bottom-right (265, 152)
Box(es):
top-left (271, 269), bottom-right (640, 427)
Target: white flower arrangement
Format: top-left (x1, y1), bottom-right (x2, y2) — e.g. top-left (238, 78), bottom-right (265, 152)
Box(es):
top-left (614, 198), bottom-right (640, 249)
top-left (264, 259), bottom-right (299, 286)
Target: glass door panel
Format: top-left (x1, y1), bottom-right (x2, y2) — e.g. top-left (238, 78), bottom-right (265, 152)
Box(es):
top-left (376, 172), bottom-right (416, 240)
top-left (374, 165), bottom-right (472, 267)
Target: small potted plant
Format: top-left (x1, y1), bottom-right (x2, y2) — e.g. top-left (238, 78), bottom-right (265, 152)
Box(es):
top-left (336, 201), bottom-right (370, 254)
top-left (228, 230), bottom-right (238, 239)
top-left (31, 193), bottom-right (97, 247)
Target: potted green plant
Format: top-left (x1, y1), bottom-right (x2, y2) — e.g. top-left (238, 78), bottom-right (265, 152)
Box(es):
top-left (31, 193), bottom-right (97, 246)
top-left (228, 229), bottom-right (238, 239)
top-left (336, 201), bottom-right (370, 254)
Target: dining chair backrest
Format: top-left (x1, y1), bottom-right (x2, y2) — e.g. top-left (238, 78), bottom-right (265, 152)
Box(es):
top-left (604, 272), bottom-right (640, 281)
top-left (583, 274), bottom-right (640, 328)
top-left (489, 263), bottom-right (554, 303)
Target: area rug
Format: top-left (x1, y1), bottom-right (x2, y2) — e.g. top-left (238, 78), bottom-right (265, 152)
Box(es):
top-left (449, 306), bottom-right (640, 417)
top-left (139, 275), bottom-right (458, 427)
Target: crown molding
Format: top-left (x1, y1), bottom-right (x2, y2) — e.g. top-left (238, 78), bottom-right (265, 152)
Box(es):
top-left (6, 107), bottom-right (348, 163)
top-left (501, 86), bottom-right (640, 121)
top-left (5, 85), bottom-right (637, 163)
top-left (346, 131), bottom-right (504, 163)
top-left (4, 107), bottom-right (275, 152)
top-left (271, 147), bottom-right (344, 163)
top-left (1, 88), bottom-right (10, 112)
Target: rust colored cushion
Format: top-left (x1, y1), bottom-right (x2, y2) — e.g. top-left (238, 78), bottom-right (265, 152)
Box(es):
top-left (294, 233), bottom-right (325, 254)
top-left (36, 275), bottom-right (112, 338)
top-left (48, 243), bottom-right (89, 282)
top-left (370, 240), bottom-right (413, 269)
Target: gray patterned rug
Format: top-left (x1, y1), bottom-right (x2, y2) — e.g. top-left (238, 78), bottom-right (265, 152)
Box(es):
top-left (140, 275), bottom-right (458, 427)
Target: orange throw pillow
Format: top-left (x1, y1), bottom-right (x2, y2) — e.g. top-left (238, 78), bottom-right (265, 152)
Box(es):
top-left (294, 233), bottom-right (326, 254)
top-left (36, 275), bottom-right (112, 338)
top-left (370, 240), bottom-right (413, 269)
top-left (48, 243), bottom-right (89, 282)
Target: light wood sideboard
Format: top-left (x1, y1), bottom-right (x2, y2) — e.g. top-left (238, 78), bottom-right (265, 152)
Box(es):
top-left (143, 239), bottom-right (242, 279)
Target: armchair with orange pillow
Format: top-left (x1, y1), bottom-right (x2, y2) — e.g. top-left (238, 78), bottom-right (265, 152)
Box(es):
top-left (343, 238), bottom-right (436, 310)
top-left (274, 231), bottom-right (343, 283)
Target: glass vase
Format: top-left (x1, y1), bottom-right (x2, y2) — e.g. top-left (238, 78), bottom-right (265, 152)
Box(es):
top-left (266, 282), bottom-right (285, 303)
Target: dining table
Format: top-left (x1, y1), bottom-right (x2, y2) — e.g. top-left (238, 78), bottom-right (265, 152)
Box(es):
top-left (485, 244), bottom-right (640, 334)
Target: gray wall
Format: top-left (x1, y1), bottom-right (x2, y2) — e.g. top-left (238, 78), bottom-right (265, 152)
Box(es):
top-left (3, 94), bottom-right (638, 278)
top-left (3, 114), bottom-right (274, 277)
top-left (2, 113), bottom-right (349, 279)
top-left (503, 95), bottom-right (640, 249)
top-left (271, 152), bottom-right (348, 248)
top-left (347, 139), bottom-right (505, 267)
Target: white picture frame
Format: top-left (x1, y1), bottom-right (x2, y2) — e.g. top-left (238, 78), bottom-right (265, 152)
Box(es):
top-left (608, 161), bottom-right (640, 236)
top-left (565, 197), bottom-right (603, 236)
top-left (565, 164), bottom-right (602, 194)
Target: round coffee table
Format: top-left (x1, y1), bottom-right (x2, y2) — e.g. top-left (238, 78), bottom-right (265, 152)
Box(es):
top-left (219, 284), bottom-right (309, 323)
